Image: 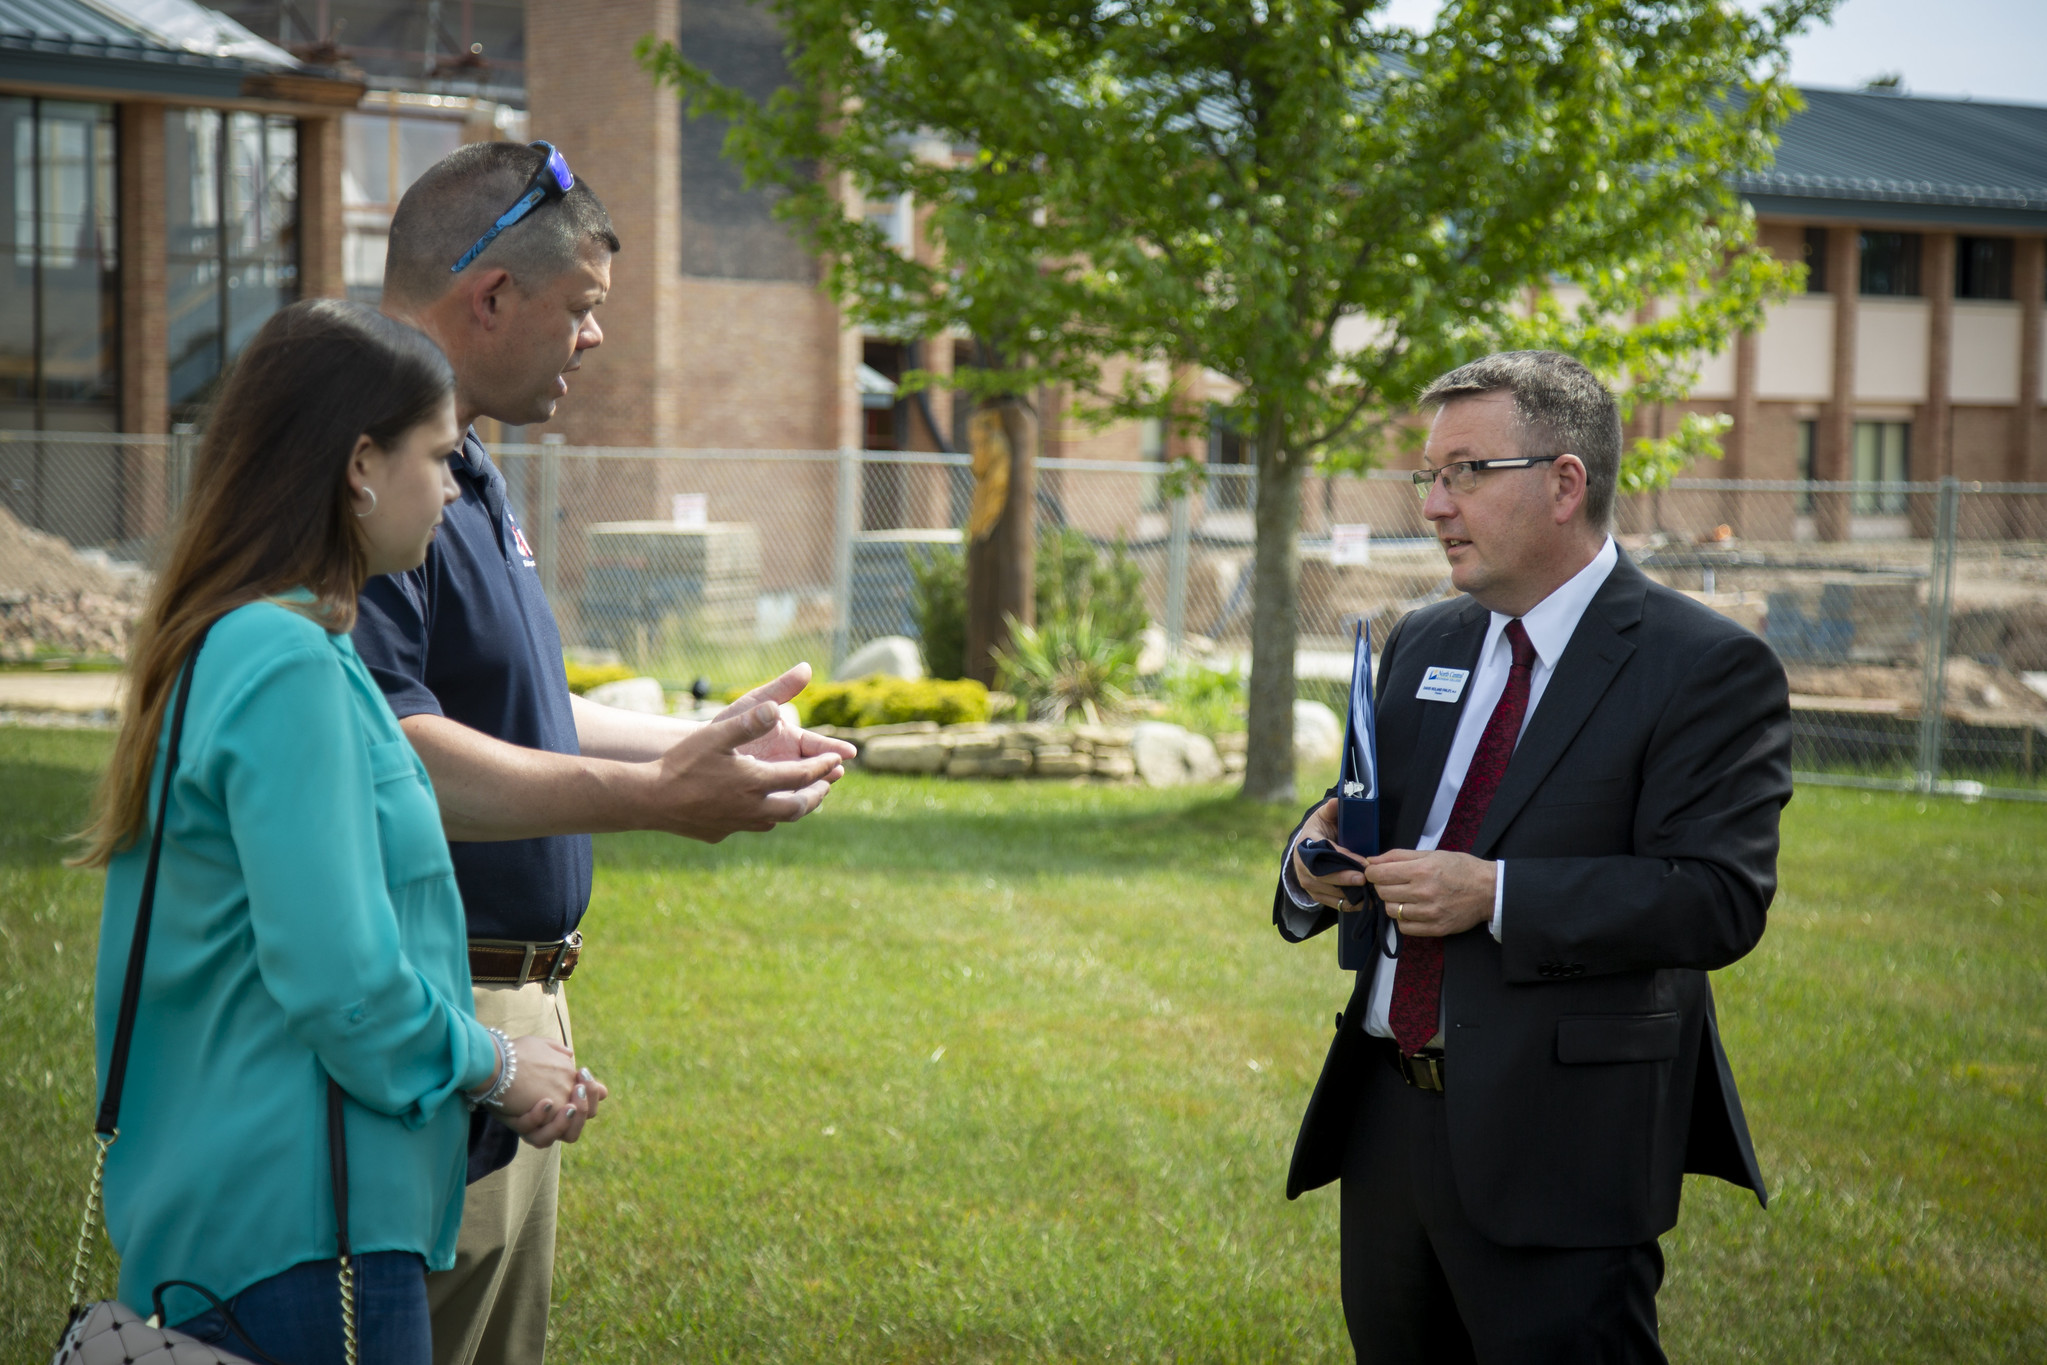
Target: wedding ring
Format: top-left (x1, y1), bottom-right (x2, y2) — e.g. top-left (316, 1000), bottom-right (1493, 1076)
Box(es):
top-left (1392, 903), bottom-right (1404, 922)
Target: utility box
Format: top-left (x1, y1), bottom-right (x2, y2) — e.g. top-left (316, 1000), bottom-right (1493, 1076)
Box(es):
top-left (580, 521), bottom-right (760, 652)
top-left (1765, 575), bottom-right (1921, 664)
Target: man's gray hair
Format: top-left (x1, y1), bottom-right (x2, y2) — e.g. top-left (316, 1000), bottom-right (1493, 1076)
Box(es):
top-left (1417, 351), bottom-right (1622, 529)
top-left (383, 142), bottom-right (621, 305)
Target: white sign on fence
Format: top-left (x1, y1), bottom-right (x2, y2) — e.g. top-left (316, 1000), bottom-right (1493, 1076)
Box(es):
top-left (670, 493), bottom-right (708, 529)
top-left (1330, 523), bottom-right (1372, 566)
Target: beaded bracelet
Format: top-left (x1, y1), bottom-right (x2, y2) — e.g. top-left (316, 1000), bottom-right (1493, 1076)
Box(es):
top-left (467, 1026), bottom-right (517, 1111)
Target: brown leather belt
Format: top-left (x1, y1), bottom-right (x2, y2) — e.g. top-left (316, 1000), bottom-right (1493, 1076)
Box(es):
top-left (468, 932), bottom-right (582, 985)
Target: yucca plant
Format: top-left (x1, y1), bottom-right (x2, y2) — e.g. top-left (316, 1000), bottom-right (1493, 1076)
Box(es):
top-left (992, 611), bottom-right (1139, 725)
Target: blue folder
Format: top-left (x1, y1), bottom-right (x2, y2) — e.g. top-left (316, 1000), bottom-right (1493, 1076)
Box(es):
top-left (1335, 621), bottom-right (1381, 970)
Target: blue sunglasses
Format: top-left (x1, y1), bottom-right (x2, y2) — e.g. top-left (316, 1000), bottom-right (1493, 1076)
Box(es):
top-left (451, 141), bottom-right (576, 274)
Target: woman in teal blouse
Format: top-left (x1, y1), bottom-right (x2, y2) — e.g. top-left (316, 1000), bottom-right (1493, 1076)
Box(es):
top-left (80, 301), bottom-right (600, 1364)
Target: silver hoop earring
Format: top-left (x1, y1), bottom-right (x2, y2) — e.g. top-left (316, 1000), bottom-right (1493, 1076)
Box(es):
top-left (354, 487), bottom-right (377, 518)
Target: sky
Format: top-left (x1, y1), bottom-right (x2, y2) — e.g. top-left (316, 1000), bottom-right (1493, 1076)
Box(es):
top-left (1376, 0), bottom-right (2047, 108)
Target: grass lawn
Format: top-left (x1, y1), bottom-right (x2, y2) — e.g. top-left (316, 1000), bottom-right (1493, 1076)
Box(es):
top-left (2, 725), bottom-right (2042, 1362)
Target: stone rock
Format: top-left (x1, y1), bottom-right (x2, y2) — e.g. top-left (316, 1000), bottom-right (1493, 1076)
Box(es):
top-left (1131, 721), bottom-right (1226, 786)
top-left (861, 734), bottom-right (952, 773)
top-left (1293, 698), bottom-right (1344, 769)
top-left (1072, 723), bottom-right (1135, 753)
top-left (847, 721), bottom-right (941, 740)
top-left (833, 635), bottom-right (924, 681)
top-left (1213, 731), bottom-right (1247, 758)
top-left (585, 677), bottom-right (667, 714)
top-left (947, 751), bottom-right (1031, 778)
top-left (1006, 722), bottom-right (1063, 749)
top-left (948, 733), bottom-right (1005, 760)
top-left (1092, 752), bottom-right (1137, 780)
top-left (1223, 750), bottom-right (1247, 776)
top-left (1034, 751), bottom-right (1093, 778)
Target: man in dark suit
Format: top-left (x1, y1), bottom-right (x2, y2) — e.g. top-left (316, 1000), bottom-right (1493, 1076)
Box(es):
top-left (1276, 351), bottom-right (1791, 1363)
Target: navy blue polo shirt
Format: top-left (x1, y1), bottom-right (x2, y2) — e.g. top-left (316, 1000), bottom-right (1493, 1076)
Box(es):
top-left (354, 431), bottom-right (592, 943)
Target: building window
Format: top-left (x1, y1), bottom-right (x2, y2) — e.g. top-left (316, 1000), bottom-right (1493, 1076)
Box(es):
top-left (1858, 232), bottom-right (1920, 297)
top-left (1800, 227), bottom-right (1828, 294)
top-left (863, 191), bottom-right (913, 253)
top-left (1139, 415), bottom-right (1167, 509)
top-left (1852, 420), bottom-right (1908, 515)
top-left (166, 110), bottom-right (298, 421)
top-left (1795, 419), bottom-right (1815, 513)
top-left (0, 98), bottom-right (118, 430)
top-left (1207, 408), bottom-right (1254, 510)
top-left (341, 109), bottom-right (461, 304)
top-left (1955, 236), bottom-right (2014, 300)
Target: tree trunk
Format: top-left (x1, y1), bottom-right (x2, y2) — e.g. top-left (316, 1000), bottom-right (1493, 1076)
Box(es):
top-left (1240, 437), bottom-right (1301, 804)
top-left (965, 394), bottom-right (1036, 685)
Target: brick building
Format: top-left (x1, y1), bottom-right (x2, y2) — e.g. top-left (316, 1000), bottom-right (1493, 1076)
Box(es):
top-left (515, 5), bottom-right (2047, 545)
top-left (1707, 87), bottom-right (2047, 539)
top-left (8, 1), bottom-right (2042, 559)
top-left (0, 0), bottom-right (363, 435)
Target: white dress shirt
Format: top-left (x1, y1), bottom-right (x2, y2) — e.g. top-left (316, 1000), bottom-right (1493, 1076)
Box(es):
top-left (1284, 536), bottom-right (1618, 1038)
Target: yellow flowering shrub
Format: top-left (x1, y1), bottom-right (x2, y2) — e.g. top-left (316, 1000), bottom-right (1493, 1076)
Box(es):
top-left (798, 675), bottom-right (991, 728)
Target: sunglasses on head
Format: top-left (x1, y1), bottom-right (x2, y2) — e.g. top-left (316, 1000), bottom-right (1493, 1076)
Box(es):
top-left (450, 141), bottom-right (576, 274)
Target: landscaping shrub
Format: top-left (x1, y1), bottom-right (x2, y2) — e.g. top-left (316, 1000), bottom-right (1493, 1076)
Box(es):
top-left (907, 543), bottom-right (969, 680)
top-left (1151, 659), bottom-right (1245, 737)
top-left (800, 674), bottom-right (991, 728)
top-left (1037, 526), bottom-right (1147, 643)
top-left (994, 612), bottom-right (1140, 724)
top-left (912, 528), bottom-right (1150, 683)
top-left (563, 657), bottom-right (638, 695)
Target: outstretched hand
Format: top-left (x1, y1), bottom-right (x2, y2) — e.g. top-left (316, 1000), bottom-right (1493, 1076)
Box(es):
top-left (716, 662), bottom-right (859, 765)
top-left (645, 700), bottom-right (846, 842)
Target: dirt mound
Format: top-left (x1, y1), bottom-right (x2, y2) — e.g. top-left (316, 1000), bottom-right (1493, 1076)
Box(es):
top-left (1786, 657), bottom-right (2047, 720)
top-left (0, 504), bottom-right (148, 661)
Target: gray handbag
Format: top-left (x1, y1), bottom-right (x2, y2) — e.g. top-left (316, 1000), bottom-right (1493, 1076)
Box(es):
top-left (54, 628), bottom-right (359, 1365)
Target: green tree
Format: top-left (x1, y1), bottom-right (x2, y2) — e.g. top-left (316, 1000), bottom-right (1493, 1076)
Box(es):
top-left (641, 0), bottom-right (1828, 802)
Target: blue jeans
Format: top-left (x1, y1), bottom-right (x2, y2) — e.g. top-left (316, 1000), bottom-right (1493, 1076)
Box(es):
top-left (172, 1251), bottom-right (430, 1365)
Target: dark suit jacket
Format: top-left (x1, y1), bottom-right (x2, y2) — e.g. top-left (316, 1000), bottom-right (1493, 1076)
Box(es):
top-left (1275, 551), bottom-right (1791, 1249)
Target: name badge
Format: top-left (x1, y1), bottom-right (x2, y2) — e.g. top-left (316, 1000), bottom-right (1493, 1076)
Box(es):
top-left (1416, 667), bottom-right (1470, 703)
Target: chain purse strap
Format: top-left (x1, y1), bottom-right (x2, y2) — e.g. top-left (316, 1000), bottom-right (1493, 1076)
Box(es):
top-left (66, 623), bottom-right (358, 1365)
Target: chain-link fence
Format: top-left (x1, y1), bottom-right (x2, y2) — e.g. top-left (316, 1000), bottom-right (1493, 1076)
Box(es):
top-left (6, 428), bottom-right (2045, 801)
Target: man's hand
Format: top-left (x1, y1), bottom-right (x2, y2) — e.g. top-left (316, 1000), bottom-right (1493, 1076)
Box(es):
top-left (637, 702), bottom-right (845, 842)
top-left (1364, 848), bottom-right (1497, 938)
top-left (1291, 798), bottom-right (1371, 910)
top-left (715, 662), bottom-right (858, 765)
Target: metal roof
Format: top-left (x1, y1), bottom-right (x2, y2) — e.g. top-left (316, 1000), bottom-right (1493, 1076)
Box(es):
top-left (0, 0), bottom-right (304, 98)
top-left (1741, 86), bottom-right (2047, 230)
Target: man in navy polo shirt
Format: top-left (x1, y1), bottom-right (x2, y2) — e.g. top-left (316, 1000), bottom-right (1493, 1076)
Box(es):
top-left (358, 141), bottom-right (854, 1365)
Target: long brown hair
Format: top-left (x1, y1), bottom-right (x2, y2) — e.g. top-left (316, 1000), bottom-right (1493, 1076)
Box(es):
top-left (75, 300), bottom-right (453, 866)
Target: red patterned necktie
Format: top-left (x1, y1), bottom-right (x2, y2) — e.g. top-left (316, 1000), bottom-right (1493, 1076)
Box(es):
top-left (1389, 618), bottom-right (1537, 1055)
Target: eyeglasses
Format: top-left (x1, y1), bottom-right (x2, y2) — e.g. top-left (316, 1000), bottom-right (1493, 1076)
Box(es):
top-left (451, 141), bottom-right (576, 274)
top-left (1411, 454), bottom-right (1565, 499)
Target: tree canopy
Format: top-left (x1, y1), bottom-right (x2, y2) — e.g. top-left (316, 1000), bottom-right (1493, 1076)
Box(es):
top-left (643, 0), bottom-right (1831, 800)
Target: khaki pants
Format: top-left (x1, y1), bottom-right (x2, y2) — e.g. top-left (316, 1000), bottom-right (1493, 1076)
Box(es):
top-left (428, 980), bottom-right (571, 1365)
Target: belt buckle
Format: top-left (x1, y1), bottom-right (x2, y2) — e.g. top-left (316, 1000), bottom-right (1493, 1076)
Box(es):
top-left (1399, 1048), bottom-right (1446, 1093)
top-left (545, 930), bottom-right (581, 986)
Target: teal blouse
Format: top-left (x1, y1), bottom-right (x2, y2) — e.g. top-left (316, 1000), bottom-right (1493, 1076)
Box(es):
top-left (95, 599), bottom-right (499, 1323)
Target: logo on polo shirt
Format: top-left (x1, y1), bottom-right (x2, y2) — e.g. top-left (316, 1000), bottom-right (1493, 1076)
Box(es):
top-left (507, 511), bottom-right (537, 568)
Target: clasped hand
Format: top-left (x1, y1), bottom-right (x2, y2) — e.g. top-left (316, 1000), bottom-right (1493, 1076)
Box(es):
top-left (1289, 798), bottom-right (1496, 938)
top-left (481, 1035), bottom-right (608, 1149)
